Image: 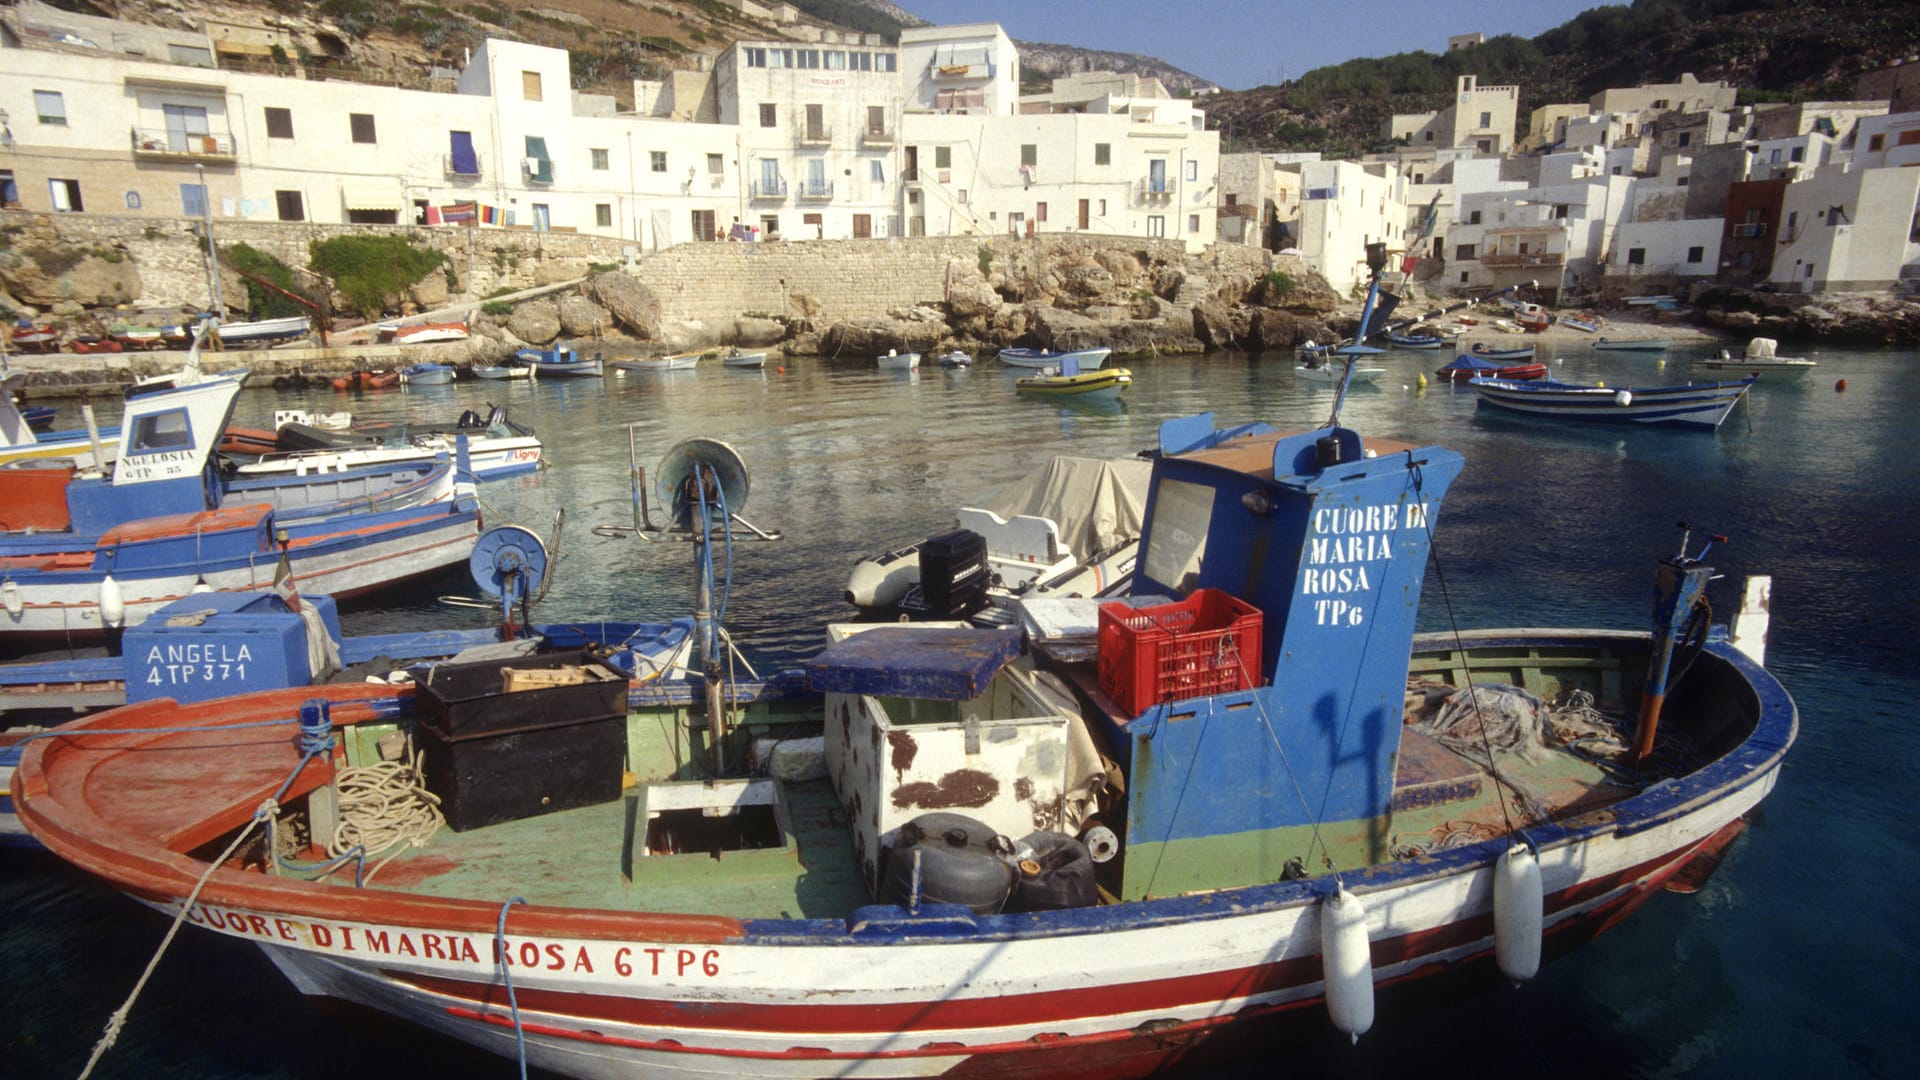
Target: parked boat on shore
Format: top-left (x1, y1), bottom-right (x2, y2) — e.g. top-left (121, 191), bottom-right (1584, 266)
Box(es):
top-left (216, 315), bottom-right (312, 348)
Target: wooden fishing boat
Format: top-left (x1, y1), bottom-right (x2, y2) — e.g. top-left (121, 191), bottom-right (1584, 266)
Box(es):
top-left (611, 352), bottom-right (702, 373)
top-left (1386, 332), bottom-right (1451, 350)
top-left (110, 325), bottom-right (168, 350)
top-left (1014, 365), bottom-right (1130, 398)
top-left (472, 363), bottom-right (534, 381)
top-left (721, 349), bottom-right (768, 369)
top-left (399, 363), bottom-right (456, 386)
top-left (1592, 337), bottom-right (1670, 352)
top-left (1559, 315), bottom-right (1602, 333)
top-left (391, 322), bottom-right (471, 346)
top-left (878, 349), bottom-right (921, 371)
top-left (1692, 338), bottom-right (1817, 383)
top-left (1436, 355), bottom-right (1547, 384)
top-left (69, 336), bottom-right (123, 355)
top-left (331, 370), bottom-right (400, 391)
top-left (13, 408), bottom-right (1796, 1079)
top-left (997, 346), bottom-right (1111, 370)
top-left (8, 324), bottom-right (58, 352)
top-left (1296, 361), bottom-right (1384, 383)
top-left (216, 315), bottom-right (312, 348)
top-left (1, 373), bottom-right (122, 468)
top-left (238, 405), bottom-right (543, 483)
top-left (1469, 342), bottom-right (1536, 361)
top-left (935, 350), bottom-right (972, 368)
top-left (1472, 376), bottom-right (1755, 429)
top-left (515, 342), bottom-right (603, 378)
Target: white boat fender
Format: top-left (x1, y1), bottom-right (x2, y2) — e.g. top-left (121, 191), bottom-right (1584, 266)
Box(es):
top-left (99, 574), bottom-right (125, 628)
top-left (1613, 391), bottom-right (1633, 407)
top-left (2, 578), bottom-right (21, 618)
top-left (1493, 843), bottom-right (1543, 984)
top-left (1320, 887), bottom-right (1374, 1041)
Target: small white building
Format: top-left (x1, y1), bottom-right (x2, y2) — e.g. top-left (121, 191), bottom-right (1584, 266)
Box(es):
top-left (1770, 163), bottom-right (1920, 292)
top-left (1286, 160), bottom-right (1407, 293)
top-left (1853, 111), bottom-right (1920, 169)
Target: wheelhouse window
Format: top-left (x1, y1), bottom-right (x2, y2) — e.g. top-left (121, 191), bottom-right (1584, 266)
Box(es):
top-left (1140, 478), bottom-right (1215, 594)
top-left (128, 408), bottom-right (194, 454)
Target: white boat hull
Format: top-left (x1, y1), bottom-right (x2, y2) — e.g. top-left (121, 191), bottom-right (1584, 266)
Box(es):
top-left (234, 435), bottom-right (542, 482)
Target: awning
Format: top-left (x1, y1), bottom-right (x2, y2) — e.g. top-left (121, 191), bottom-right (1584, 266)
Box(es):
top-left (341, 181), bottom-right (401, 212)
top-left (448, 131), bottom-right (479, 176)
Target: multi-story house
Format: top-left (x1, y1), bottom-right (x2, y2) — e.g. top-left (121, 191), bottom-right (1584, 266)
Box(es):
top-left (1388, 75), bottom-right (1519, 155)
top-left (1851, 112), bottom-right (1920, 169)
top-left (1770, 163), bottom-right (1920, 292)
top-left (1285, 160), bottom-right (1407, 293)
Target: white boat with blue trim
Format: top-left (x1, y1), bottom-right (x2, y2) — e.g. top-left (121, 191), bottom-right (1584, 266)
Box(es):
top-left (1471, 376), bottom-right (1755, 429)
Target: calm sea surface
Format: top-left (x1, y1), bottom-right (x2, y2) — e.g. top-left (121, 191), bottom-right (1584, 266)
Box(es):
top-left (4, 340), bottom-right (1915, 1078)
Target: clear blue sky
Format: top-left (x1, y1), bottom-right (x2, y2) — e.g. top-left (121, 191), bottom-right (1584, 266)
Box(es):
top-left (903, 2), bottom-right (1606, 92)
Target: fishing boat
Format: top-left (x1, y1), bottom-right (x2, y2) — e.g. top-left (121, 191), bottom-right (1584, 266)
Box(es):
top-left (1386, 332), bottom-right (1452, 350)
top-left (110, 325), bottom-right (168, 350)
top-left (721, 349), bottom-right (768, 370)
top-left (399, 363), bottom-right (457, 386)
top-left (611, 352), bottom-right (702, 373)
top-left (878, 349), bottom-right (921, 371)
top-left (997, 346), bottom-right (1112, 370)
top-left (1513, 303), bottom-right (1553, 332)
top-left (1, 372), bottom-right (123, 468)
top-left (9, 324), bottom-right (58, 352)
top-left (1468, 342), bottom-right (1536, 361)
top-left (216, 315), bottom-right (312, 348)
top-left (1472, 376), bottom-right (1755, 429)
top-left (22, 404), bottom-right (56, 433)
top-left (846, 454), bottom-right (1150, 624)
top-left (1693, 337), bottom-right (1817, 383)
top-left (472, 362), bottom-right (534, 381)
top-left (12, 403), bottom-right (1796, 1079)
top-left (935, 350), bottom-right (972, 368)
top-left (391, 322), bottom-right (472, 346)
top-left (240, 406), bottom-right (543, 483)
top-left (1014, 363), bottom-right (1129, 399)
top-left (1592, 337), bottom-right (1670, 352)
top-left (1436, 355), bottom-right (1546, 384)
top-left (515, 342), bottom-right (603, 378)
top-left (1559, 315), bottom-right (1602, 333)
top-left (69, 336), bottom-right (123, 355)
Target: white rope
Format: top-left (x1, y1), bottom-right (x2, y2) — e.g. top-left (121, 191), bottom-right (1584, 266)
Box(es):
top-left (328, 751), bottom-right (444, 883)
top-left (77, 802), bottom-right (267, 1080)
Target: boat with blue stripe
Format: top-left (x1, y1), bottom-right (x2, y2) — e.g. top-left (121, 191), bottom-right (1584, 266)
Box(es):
top-left (1471, 376), bottom-right (1756, 429)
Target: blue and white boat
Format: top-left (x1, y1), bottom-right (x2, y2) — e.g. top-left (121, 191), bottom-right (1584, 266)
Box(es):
top-left (398, 363), bottom-right (456, 386)
top-left (1387, 331), bottom-right (1453, 349)
top-left (514, 341), bottom-right (603, 378)
top-left (997, 346), bottom-right (1112, 370)
top-left (1471, 376), bottom-right (1756, 429)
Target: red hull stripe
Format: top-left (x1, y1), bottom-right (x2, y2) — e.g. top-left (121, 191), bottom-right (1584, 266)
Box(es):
top-left (393, 843), bottom-right (1696, 1039)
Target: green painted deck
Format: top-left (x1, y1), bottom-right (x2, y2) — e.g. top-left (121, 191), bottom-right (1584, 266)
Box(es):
top-left (373, 778), bottom-right (869, 919)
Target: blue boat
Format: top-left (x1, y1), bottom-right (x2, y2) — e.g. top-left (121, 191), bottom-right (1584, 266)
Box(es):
top-left (398, 362), bottom-right (456, 386)
top-left (997, 346), bottom-right (1112, 370)
top-left (1472, 376), bottom-right (1756, 429)
top-left (1387, 331), bottom-right (1452, 349)
top-left (514, 341), bottom-right (603, 378)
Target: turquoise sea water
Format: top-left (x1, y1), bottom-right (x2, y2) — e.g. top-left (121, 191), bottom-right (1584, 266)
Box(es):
top-left (3, 340), bottom-right (1914, 1077)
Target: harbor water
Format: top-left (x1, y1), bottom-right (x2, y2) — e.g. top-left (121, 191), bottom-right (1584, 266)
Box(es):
top-left (3, 341), bottom-right (1915, 1077)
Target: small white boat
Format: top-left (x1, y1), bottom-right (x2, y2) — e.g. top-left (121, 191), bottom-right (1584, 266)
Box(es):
top-left (612, 352), bottom-right (701, 373)
top-left (1693, 337), bottom-right (1817, 383)
top-left (398, 363), bottom-right (456, 386)
top-left (721, 349), bottom-right (768, 369)
top-left (1592, 337), bottom-right (1671, 352)
top-left (215, 315), bottom-right (312, 348)
top-left (391, 322), bottom-right (471, 345)
top-left (936, 350), bottom-right (973, 368)
top-left (878, 349), bottom-right (921, 371)
top-left (1296, 362), bottom-right (1384, 384)
top-left (472, 363), bottom-right (533, 381)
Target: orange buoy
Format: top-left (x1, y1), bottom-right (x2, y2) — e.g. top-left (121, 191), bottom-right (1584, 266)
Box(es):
top-left (1835, 378), bottom-right (1847, 392)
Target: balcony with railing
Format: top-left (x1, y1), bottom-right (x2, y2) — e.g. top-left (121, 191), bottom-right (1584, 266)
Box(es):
top-left (1138, 177), bottom-right (1174, 202)
top-left (1479, 251), bottom-right (1566, 269)
top-left (861, 125), bottom-right (896, 147)
top-left (1730, 222), bottom-right (1769, 238)
top-left (796, 123), bottom-right (833, 148)
top-left (751, 178), bottom-right (789, 200)
top-left (130, 127), bottom-right (234, 161)
top-left (796, 179), bottom-right (835, 200)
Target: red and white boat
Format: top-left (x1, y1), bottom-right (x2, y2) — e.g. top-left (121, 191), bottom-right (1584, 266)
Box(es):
top-left (14, 409), bottom-right (1796, 1079)
top-left (391, 322), bottom-right (472, 345)
top-left (9, 325), bottom-right (59, 352)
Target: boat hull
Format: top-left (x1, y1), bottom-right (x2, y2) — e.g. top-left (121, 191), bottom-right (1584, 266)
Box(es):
top-left (14, 630), bottom-right (1791, 1079)
top-left (1472, 377), bottom-right (1754, 429)
top-left (1692, 358), bottom-right (1815, 383)
top-left (1295, 365), bottom-right (1382, 384)
top-left (997, 348), bottom-right (1111, 370)
top-left (1015, 368), bottom-right (1130, 398)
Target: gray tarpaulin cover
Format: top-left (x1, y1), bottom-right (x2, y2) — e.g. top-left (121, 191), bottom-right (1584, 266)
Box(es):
top-left (980, 456), bottom-right (1152, 560)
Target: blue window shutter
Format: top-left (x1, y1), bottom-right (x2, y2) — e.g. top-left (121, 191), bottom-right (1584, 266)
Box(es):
top-left (450, 131), bottom-right (479, 176)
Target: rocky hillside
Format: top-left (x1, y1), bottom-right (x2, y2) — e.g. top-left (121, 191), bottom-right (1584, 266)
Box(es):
top-left (1207, 0), bottom-right (1920, 157)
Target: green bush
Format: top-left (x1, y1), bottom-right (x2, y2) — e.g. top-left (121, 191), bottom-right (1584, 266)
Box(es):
top-left (977, 245), bottom-right (992, 277)
top-left (226, 243), bottom-right (307, 318)
top-left (1263, 270), bottom-right (1296, 298)
top-left (309, 235), bottom-right (448, 317)
top-left (481, 300), bottom-right (514, 317)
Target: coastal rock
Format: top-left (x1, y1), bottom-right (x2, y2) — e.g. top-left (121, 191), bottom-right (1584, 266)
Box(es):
top-left (590, 272), bottom-right (661, 338)
top-left (506, 301), bottom-right (561, 345)
top-left (820, 307), bottom-right (950, 356)
top-left (946, 276), bottom-right (1001, 320)
top-left (1191, 299), bottom-right (1237, 348)
top-left (0, 245), bottom-right (142, 309)
top-left (657, 318), bottom-right (718, 351)
top-left (409, 272), bottom-right (449, 311)
top-left (557, 294), bottom-right (605, 336)
top-left (731, 315), bottom-right (786, 347)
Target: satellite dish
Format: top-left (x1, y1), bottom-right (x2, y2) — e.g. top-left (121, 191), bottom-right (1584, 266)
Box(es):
top-left (469, 524), bottom-right (550, 605)
top-left (656, 437), bottom-right (750, 531)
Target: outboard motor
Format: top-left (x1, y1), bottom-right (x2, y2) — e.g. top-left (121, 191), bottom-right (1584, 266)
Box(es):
top-left (915, 528), bottom-right (988, 619)
top-left (455, 408), bottom-right (483, 429)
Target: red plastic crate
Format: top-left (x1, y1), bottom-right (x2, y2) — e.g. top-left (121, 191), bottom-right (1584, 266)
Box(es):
top-left (1096, 589), bottom-right (1264, 716)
